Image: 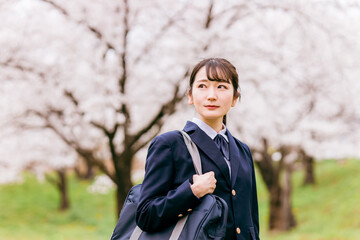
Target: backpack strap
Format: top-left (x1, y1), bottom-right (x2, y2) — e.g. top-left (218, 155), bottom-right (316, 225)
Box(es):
top-left (129, 226), bottom-right (142, 240)
top-left (179, 130), bottom-right (202, 175)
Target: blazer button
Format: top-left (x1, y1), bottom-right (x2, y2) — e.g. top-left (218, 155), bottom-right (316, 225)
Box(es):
top-left (178, 214), bottom-right (183, 217)
top-left (236, 227), bottom-right (241, 234)
top-left (232, 189), bottom-right (236, 196)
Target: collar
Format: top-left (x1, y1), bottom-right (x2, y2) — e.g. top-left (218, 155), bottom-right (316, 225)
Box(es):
top-left (191, 118), bottom-right (228, 142)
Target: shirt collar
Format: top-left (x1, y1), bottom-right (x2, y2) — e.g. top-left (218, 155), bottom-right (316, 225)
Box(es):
top-left (191, 118), bottom-right (228, 142)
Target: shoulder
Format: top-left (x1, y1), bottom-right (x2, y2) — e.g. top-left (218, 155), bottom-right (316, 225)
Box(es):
top-left (145, 131), bottom-right (185, 168)
top-left (233, 137), bottom-right (252, 156)
top-left (232, 137), bottom-right (256, 170)
top-left (150, 130), bottom-right (184, 148)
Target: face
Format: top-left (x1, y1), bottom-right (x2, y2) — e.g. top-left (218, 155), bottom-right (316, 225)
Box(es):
top-left (188, 66), bottom-right (238, 125)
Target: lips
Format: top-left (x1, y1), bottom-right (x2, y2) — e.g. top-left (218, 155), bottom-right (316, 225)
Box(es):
top-left (204, 105), bottom-right (219, 110)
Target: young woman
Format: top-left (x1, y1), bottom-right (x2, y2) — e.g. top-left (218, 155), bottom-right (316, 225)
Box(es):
top-left (136, 58), bottom-right (260, 240)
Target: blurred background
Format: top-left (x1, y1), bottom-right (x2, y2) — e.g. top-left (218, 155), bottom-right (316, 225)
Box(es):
top-left (0, 0), bottom-right (359, 239)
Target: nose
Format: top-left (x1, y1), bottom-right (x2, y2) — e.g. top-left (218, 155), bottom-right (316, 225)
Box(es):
top-left (207, 86), bottom-right (217, 101)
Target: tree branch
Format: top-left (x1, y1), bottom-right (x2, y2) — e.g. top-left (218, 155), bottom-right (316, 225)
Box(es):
top-left (40, 0), bottom-right (116, 52)
top-left (133, 2), bottom-right (189, 64)
top-left (204, 0), bottom-right (214, 28)
top-left (25, 108), bottom-right (114, 180)
top-left (119, 0), bottom-right (129, 94)
top-left (63, 90), bottom-right (79, 107)
top-left (128, 72), bottom-right (187, 150)
top-left (131, 128), bottom-right (161, 154)
top-left (0, 59), bottom-right (46, 80)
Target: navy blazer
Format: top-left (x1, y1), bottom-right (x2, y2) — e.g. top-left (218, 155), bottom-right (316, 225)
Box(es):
top-left (136, 121), bottom-right (260, 240)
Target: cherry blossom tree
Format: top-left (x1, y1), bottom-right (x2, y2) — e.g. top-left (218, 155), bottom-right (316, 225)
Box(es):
top-left (1, 0), bottom-right (359, 230)
top-left (1, 0), bottom-right (259, 214)
top-left (224, 1), bottom-right (360, 230)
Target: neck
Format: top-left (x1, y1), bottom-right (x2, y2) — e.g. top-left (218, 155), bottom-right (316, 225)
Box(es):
top-left (200, 117), bottom-right (224, 133)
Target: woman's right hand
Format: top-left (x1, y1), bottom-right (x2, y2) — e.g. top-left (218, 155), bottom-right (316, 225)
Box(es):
top-left (190, 171), bottom-right (217, 198)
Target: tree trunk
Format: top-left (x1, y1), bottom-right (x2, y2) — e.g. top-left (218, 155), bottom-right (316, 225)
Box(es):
top-left (115, 175), bottom-right (132, 216)
top-left (253, 138), bottom-right (297, 231)
top-left (281, 161), bottom-right (296, 229)
top-left (269, 185), bottom-right (282, 230)
top-left (56, 169), bottom-right (70, 211)
top-left (114, 150), bottom-right (134, 216)
top-left (74, 157), bottom-right (95, 180)
top-left (268, 163), bottom-right (296, 231)
top-left (302, 153), bottom-right (315, 185)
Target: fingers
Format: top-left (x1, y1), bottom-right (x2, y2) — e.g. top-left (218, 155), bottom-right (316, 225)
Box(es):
top-left (205, 171), bottom-right (214, 177)
top-left (204, 171), bottom-right (217, 187)
top-left (191, 171), bottom-right (217, 198)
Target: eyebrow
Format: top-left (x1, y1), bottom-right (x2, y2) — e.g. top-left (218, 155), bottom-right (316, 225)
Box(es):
top-left (195, 79), bottom-right (209, 82)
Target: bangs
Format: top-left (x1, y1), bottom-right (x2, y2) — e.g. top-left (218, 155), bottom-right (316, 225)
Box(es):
top-left (189, 57), bottom-right (239, 98)
top-left (205, 60), bottom-right (232, 83)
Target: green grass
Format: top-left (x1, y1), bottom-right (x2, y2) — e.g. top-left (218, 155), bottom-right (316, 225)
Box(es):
top-left (257, 159), bottom-right (360, 240)
top-left (0, 159), bottom-right (359, 240)
top-left (0, 174), bottom-right (116, 240)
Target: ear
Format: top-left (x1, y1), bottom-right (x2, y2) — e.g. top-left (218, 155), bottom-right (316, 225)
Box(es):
top-left (187, 89), bottom-right (194, 105)
top-left (231, 91), bottom-right (240, 107)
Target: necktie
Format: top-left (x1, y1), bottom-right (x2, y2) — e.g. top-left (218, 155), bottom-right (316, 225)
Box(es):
top-left (214, 134), bottom-right (229, 160)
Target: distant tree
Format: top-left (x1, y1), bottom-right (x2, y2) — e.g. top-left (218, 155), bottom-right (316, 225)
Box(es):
top-left (299, 148), bottom-right (316, 185)
top-left (46, 168), bottom-right (70, 211)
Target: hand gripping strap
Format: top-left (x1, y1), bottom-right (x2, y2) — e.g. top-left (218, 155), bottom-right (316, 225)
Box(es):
top-left (130, 131), bottom-right (201, 240)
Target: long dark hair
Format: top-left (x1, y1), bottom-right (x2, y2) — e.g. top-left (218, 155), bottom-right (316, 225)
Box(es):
top-left (189, 58), bottom-right (241, 125)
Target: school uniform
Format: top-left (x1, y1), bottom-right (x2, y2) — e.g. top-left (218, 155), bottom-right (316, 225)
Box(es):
top-left (136, 120), bottom-right (260, 240)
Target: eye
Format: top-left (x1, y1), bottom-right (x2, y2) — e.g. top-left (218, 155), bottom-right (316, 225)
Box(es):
top-left (218, 84), bottom-right (228, 89)
top-left (197, 84), bottom-right (206, 88)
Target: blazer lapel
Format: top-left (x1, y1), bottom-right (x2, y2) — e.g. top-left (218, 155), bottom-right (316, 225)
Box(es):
top-left (184, 121), bottom-right (231, 186)
top-left (226, 130), bottom-right (241, 187)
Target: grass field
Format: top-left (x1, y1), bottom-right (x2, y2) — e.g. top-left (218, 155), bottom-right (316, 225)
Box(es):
top-left (0, 159), bottom-right (359, 240)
